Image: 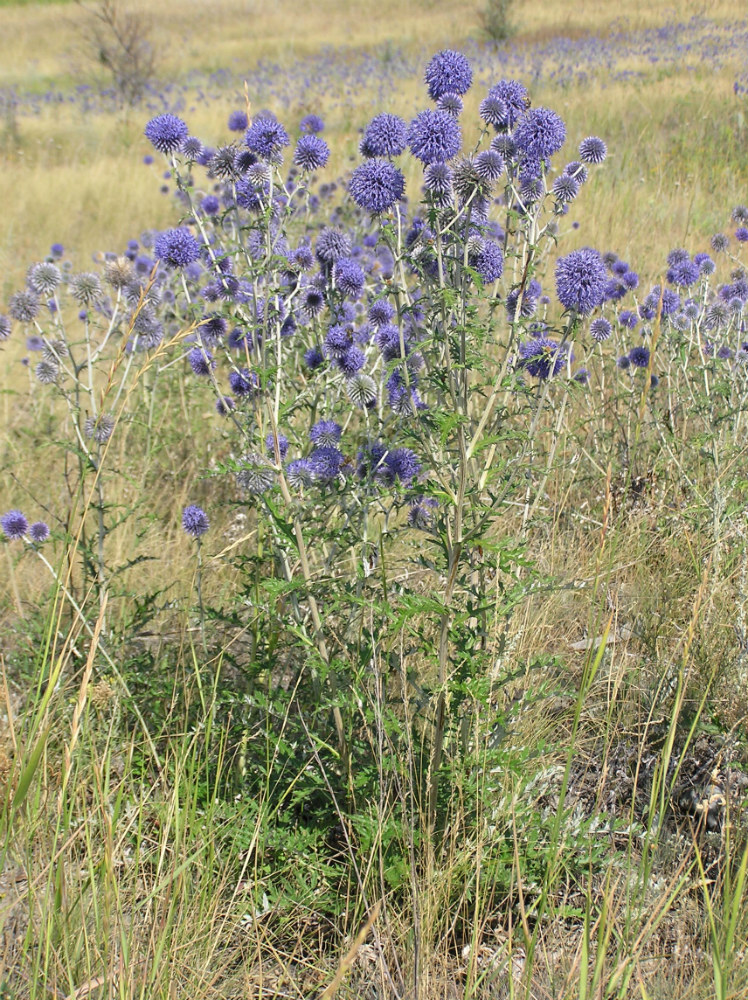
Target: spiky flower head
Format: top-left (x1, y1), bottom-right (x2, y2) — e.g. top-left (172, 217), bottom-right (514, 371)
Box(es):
top-left (408, 496), bottom-right (438, 529)
top-left (408, 110), bottom-right (461, 164)
top-left (349, 159), bottom-right (405, 213)
top-left (0, 316), bottom-right (11, 341)
top-left (145, 114), bottom-right (189, 154)
top-left (104, 256), bottom-right (135, 289)
top-left (155, 228), bottom-right (202, 269)
top-left (236, 453), bottom-right (275, 494)
top-left (424, 49), bottom-right (472, 100)
top-left (555, 248), bottom-right (607, 315)
top-left (486, 80), bottom-right (529, 128)
top-left (316, 227), bottom-right (352, 265)
top-left (310, 420), bottom-right (342, 447)
top-left (474, 149), bottom-right (504, 182)
top-left (180, 136), bottom-right (203, 161)
top-left (578, 136), bottom-right (607, 164)
top-left (346, 372), bottom-right (377, 407)
top-left (245, 118), bottom-right (290, 160)
top-left (29, 521), bottom-right (50, 543)
top-left (84, 413), bottom-right (115, 443)
top-left (711, 233), bottom-right (729, 253)
top-left (8, 289), bottom-right (40, 323)
top-left (519, 337), bottom-right (570, 379)
top-left (514, 107), bottom-right (566, 160)
top-left (360, 113), bottom-right (408, 158)
top-left (188, 346), bottom-right (215, 376)
top-left (35, 359), bottom-right (59, 384)
top-left (472, 240), bottom-right (504, 283)
top-left (732, 205), bottom-right (748, 224)
top-left (182, 504), bottom-right (209, 537)
top-left (628, 345), bottom-right (650, 368)
top-left (228, 368), bottom-right (258, 396)
top-left (294, 134), bottom-right (330, 171)
top-left (300, 114), bottom-right (324, 134)
top-left (228, 109), bottom-right (249, 132)
top-left (286, 459), bottom-right (314, 488)
top-left (27, 262), bottom-right (62, 296)
top-left (552, 173), bottom-right (579, 203)
top-left (437, 92), bottom-right (463, 117)
top-left (423, 162), bottom-right (454, 206)
top-left (590, 317), bottom-right (612, 341)
top-left (69, 273), bottom-right (103, 307)
top-left (334, 258), bottom-right (366, 298)
top-left (479, 94), bottom-right (508, 129)
top-left (308, 446), bottom-right (345, 483)
top-left (1, 510), bottom-right (28, 540)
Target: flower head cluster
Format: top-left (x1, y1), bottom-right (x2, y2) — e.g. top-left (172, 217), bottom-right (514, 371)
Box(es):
top-left (182, 505), bottom-right (209, 537)
top-left (407, 110), bottom-right (461, 165)
top-left (155, 228), bottom-right (202, 269)
top-left (424, 50), bottom-right (472, 101)
top-left (145, 114), bottom-right (188, 154)
top-left (349, 159), bottom-right (405, 213)
top-left (555, 248), bottom-right (607, 315)
top-left (360, 114), bottom-right (408, 158)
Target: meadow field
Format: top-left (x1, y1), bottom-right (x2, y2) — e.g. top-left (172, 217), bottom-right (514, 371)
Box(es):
top-left (1, 0), bottom-right (748, 997)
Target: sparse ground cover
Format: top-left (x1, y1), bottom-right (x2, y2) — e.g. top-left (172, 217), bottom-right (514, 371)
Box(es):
top-left (1, 2), bottom-right (748, 998)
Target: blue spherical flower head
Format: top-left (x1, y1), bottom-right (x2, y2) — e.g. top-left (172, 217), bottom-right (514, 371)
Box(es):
top-left (145, 114), bottom-right (188, 154)
top-left (349, 159), bottom-right (405, 213)
top-left (334, 258), bottom-right (366, 298)
top-left (480, 94), bottom-right (508, 129)
top-left (0, 316), bottom-right (11, 341)
top-left (29, 521), bottom-right (50, 543)
top-left (437, 92), bottom-right (463, 118)
top-left (423, 162), bottom-right (454, 206)
top-left (553, 174), bottom-right (579, 204)
top-left (286, 458), bottom-right (315, 488)
top-left (229, 368), bottom-right (257, 396)
top-left (310, 420), bottom-right (342, 447)
top-left (629, 345), bottom-right (650, 368)
top-left (154, 228), bottom-right (202, 269)
top-left (300, 114), bottom-right (324, 134)
top-left (424, 50), bottom-right (472, 101)
top-left (385, 447), bottom-right (421, 486)
top-left (265, 432), bottom-right (289, 459)
top-left (711, 233), bottom-right (729, 253)
top-left (555, 248), bottom-right (607, 315)
top-left (182, 504), bottom-right (209, 538)
top-left (360, 114), bottom-right (408, 158)
top-left (408, 496), bottom-right (438, 530)
top-left (667, 257), bottom-right (700, 288)
top-left (519, 337), bottom-right (570, 379)
top-left (472, 241), bottom-right (504, 283)
top-left (304, 345), bottom-right (325, 370)
top-left (578, 136), bottom-right (607, 164)
top-left (487, 80), bottom-right (529, 128)
top-left (369, 300), bottom-right (395, 326)
top-left (736, 227), bottom-right (748, 243)
top-left (316, 227), bottom-right (352, 265)
top-left (294, 134), bottom-right (330, 171)
top-left (336, 345), bottom-right (366, 376)
top-left (407, 110), bottom-right (461, 165)
top-left (474, 150), bottom-right (504, 182)
top-left (228, 109), bottom-right (249, 132)
top-left (1, 510), bottom-right (28, 540)
top-left (514, 107), bottom-right (566, 161)
top-left (590, 317), bottom-right (612, 341)
top-left (309, 446), bottom-right (345, 483)
top-left (200, 195), bottom-right (220, 216)
top-left (245, 118), bottom-right (290, 160)
top-left (188, 346), bottom-right (215, 376)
